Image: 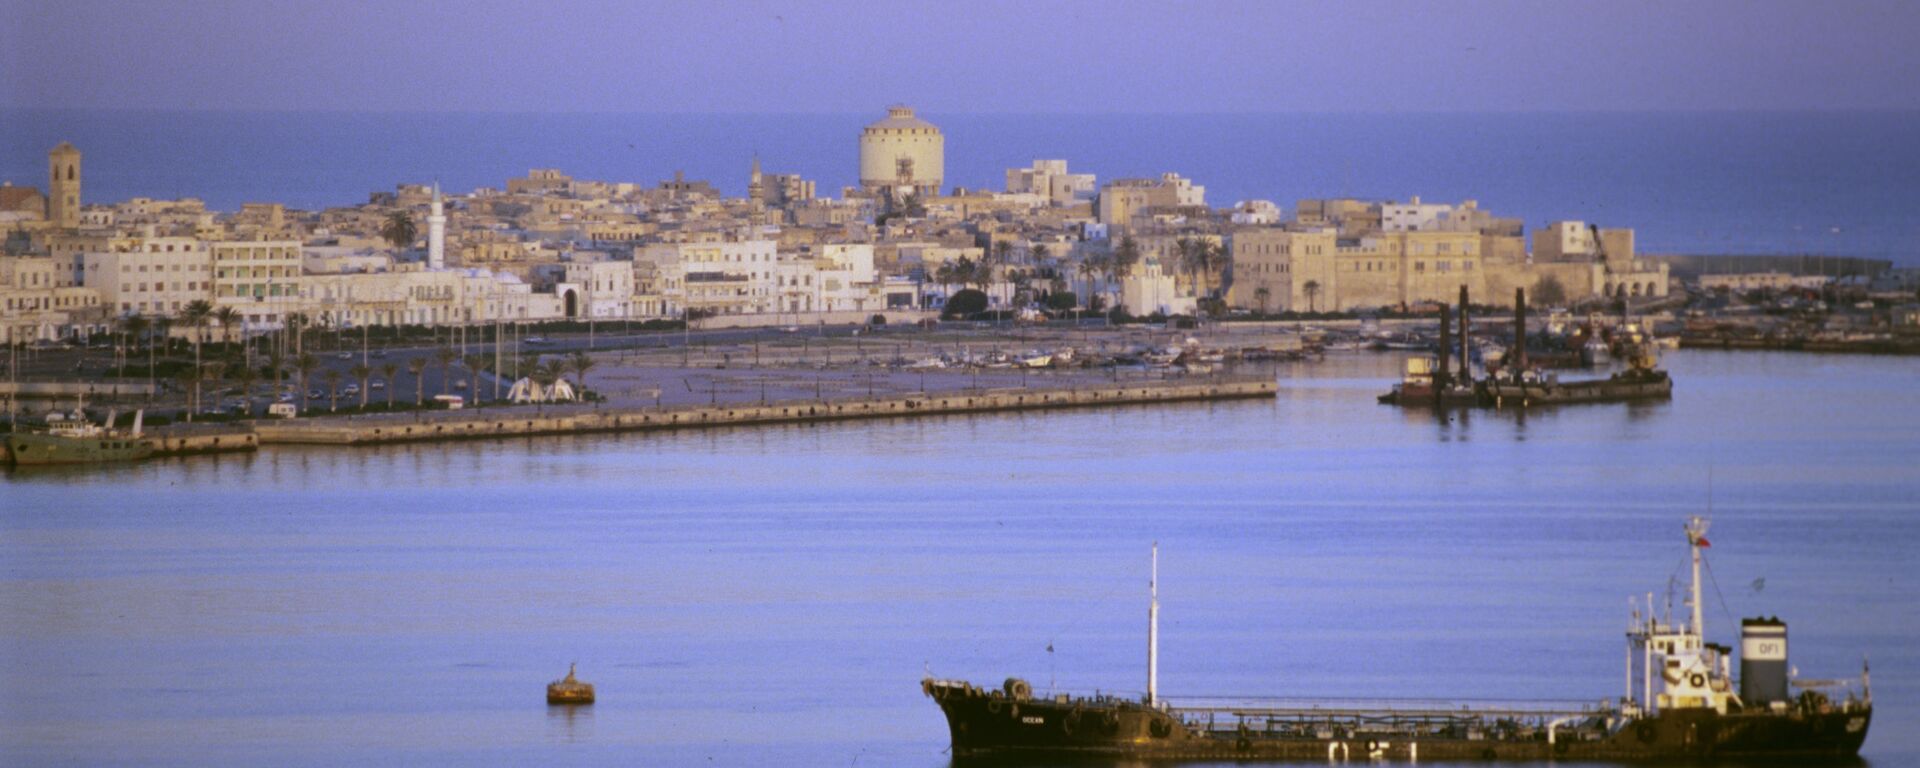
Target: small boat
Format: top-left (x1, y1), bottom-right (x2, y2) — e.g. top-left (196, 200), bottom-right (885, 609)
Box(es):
top-left (547, 663), bottom-right (595, 705)
top-left (5, 404), bottom-right (152, 466)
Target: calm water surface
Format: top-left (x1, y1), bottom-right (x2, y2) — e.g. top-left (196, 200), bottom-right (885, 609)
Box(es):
top-left (3, 349), bottom-right (1917, 766)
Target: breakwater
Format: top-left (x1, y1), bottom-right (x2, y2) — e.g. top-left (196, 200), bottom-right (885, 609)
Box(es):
top-left (254, 377), bottom-right (1277, 446)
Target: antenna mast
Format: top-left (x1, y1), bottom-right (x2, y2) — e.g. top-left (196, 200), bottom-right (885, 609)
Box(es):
top-left (1687, 516), bottom-right (1709, 637)
top-left (1147, 543), bottom-right (1159, 706)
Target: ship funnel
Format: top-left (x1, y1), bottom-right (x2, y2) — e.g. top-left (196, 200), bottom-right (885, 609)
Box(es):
top-left (1741, 617), bottom-right (1789, 705)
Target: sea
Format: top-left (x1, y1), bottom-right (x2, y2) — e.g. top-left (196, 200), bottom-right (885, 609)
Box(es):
top-left (3, 109), bottom-right (1919, 264)
top-left (3, 349), bottom-right (1918, 766)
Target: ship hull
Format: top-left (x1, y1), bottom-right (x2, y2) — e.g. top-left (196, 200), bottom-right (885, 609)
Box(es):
top-left (1482, 370), bottom-right (1672, 406)
top-left (4, 433), bottom-right (154, 466)
top-left (926, 680), bottom-right (1869, 762)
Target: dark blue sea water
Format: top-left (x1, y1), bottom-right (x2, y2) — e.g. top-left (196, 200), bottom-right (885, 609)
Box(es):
top-left (4, 110), bottom-right (1919, 264)
top-left (4, 350), bottom-right (1918, 766)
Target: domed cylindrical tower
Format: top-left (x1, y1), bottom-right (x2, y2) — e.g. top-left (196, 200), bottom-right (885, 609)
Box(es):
top-left (859, 105), bottom-right (943, 200)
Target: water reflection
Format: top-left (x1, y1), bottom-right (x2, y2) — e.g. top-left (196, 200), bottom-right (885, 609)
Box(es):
top-left (545, 703), bottom-right (594, 744)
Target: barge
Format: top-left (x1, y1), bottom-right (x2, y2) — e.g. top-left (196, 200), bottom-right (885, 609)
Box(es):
top-left (924, 520), bottom-right (1871, 761)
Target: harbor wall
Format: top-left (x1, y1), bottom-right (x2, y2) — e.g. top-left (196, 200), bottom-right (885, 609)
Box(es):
top-left (148, 426), bottom-right (259, 456)
top-left (253, 378), bottom-right (1277, 446)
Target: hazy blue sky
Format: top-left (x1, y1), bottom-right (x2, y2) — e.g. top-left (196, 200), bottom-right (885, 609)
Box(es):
top-left (4, 0), bottom-right (1918, 113)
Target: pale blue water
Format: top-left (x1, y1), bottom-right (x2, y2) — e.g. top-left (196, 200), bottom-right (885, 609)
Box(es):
top-left (3, 349), bottom-right (1918, 766)
top-left (4, 110), bottom-right (1919, 263)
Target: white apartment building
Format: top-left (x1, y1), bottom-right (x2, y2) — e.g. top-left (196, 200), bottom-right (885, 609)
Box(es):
top-left (211, 239), bottom-right (302, 330)
top-left (76, 236), bottom-right (213, 318)
top-left (638, 240), bottom-right (778, 317)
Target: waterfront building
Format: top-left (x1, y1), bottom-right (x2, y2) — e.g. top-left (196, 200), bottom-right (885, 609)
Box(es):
top-left (860, 105), bottom-right (944, 200)
top-left (0, 255), bottom-right (104, 343)
top-left (74, 234), bottom-right (212, 318)
top-left (638, 239), bottom-right (778, 317)
top-left (210, 239), bottom-right (302, 331)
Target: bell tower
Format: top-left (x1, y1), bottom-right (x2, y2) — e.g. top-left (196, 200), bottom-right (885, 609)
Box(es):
top-left (48, 142), bottom-right (81, 229)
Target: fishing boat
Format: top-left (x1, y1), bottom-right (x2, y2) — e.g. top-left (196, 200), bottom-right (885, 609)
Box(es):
top-left (547, 663), bottom-right (595, 705)
top-left (923, 520), bottom-right (1871, 761)
top-left (4, 403), bottom-right (152, 466)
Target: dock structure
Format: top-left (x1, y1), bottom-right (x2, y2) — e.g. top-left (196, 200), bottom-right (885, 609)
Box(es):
top-left (253, 377), bottom-right (1276, 447)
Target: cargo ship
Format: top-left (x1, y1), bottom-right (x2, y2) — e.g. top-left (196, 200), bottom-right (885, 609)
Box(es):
top-left (923, 519), bottom-right (1871, 761)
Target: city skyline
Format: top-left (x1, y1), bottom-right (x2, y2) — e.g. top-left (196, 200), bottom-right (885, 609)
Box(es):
top-left (5, 0), bottom-right (1920, 113)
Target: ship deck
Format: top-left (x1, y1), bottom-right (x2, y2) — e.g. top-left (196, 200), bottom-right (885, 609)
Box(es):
top-left (1160, 695), bottom-right (1615, 737)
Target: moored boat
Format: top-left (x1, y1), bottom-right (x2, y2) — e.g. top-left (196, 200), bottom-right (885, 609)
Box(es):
top-left (4, 405), bottom-right (152, 466)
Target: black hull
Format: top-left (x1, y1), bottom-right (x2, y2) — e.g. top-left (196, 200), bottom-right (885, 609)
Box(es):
top-left (926, 680), bottom-right (1869, 763)
top-left (1481, 370), bottom-right (1672, 406)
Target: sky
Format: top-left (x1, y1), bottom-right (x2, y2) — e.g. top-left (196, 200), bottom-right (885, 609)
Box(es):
top-left (4, 0), bottom-right (1920, 113)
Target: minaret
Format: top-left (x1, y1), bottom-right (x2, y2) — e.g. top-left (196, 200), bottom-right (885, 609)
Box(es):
top-left (48, 142), bottom-right (80, 230)
top-left (747, 154), bottom-right (764, 205)
top-left (427, 182), bottom-right (446, 270)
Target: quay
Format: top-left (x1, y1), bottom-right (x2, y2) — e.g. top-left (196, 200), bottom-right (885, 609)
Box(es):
top-left (253, 377), bottom-right (1276, 447)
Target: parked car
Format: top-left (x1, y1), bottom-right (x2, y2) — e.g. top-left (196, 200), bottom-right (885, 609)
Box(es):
top-left (369, 379), bottom-right (386, 390)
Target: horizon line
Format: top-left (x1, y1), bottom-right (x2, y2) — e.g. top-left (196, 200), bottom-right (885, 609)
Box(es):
top-left (7, 106), bottom-right (1920, 118)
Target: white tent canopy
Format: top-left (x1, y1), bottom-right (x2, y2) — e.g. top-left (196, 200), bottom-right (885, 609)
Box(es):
top-left (507, 377), bottom-right (576, 403)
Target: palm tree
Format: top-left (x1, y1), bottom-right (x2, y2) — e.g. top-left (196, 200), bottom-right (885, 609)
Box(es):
top-left (153, 316), bottom-right (174, 355)
top-left (181, 299), bottom-right (213, 376)
top-left (1254, 286), bottom-right (1272, 316)
top-left (1303, 280), bottom-right (1322, 313)
top-left (265, 348), bottom-right (286, 396)
top-left (232, 361), bottom-right (259, 408)
top-left (380, 361), bottom-right (399, 409)
top-left (1204, 241), bottom-right (1228, 298)
top-left (198, 361), bottom-right (225, 417)
top-left (380, 211), bottom-right (417, 249)
top-left (349, 363), bottom-right (371, 408)
top-left (322, 369), bottom-right (342, 412)
top-left (213, 306), bottom-right (241, 348)
top-left (172, 367), bottom-right (200, 422)
top-left (1175, 237), bottom-right (1199, 294)
top-left (407, 357), bottom-right (428, 406)
top-left (294, 353), bottom-right (318, 411)
top-left (118, 313), bottom-right (149, 353)
top-left (433, 346), bottom-right (459, 396)
top-left (1110, 237), bottom-right (1141, 311)
top-left (462, 354), bottom-right (490, 403)
top-left (969, 258), bottom-right (994, 290)
top-left (566, 351), bottom-right (595, 395)
top-left (1030, 243), bottom-right (1050, 264)
top-left (119, 313), bottom-right (151, 382)
top-left (1076, 257), bottom-right (1101, 309)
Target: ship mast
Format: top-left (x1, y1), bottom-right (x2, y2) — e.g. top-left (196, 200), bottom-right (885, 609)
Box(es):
top-left (1147, 542), bottom-right (1159, 707)
top-left (1687, 516), bottom-right (1709, 637)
